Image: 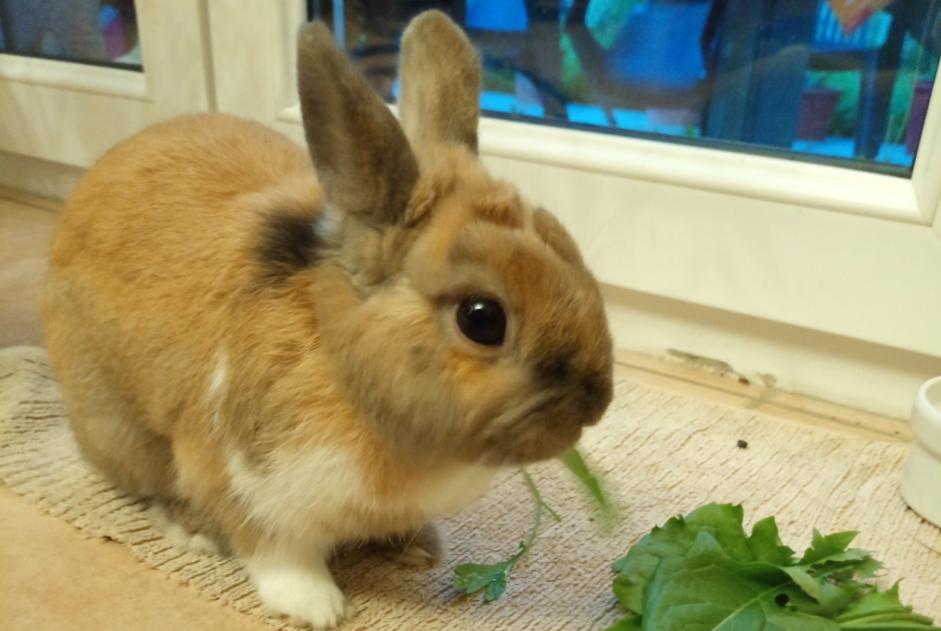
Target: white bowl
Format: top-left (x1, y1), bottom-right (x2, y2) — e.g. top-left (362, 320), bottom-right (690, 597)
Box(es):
top-left (901, 375), bottom-right (941, 528)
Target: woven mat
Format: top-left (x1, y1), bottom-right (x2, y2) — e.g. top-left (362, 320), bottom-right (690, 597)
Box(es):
top-left (1, 346), bottom-right (939, 629)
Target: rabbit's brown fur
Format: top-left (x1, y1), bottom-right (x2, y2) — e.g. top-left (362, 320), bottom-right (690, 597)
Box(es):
top-left (44, 11), bottom-right (612, 628)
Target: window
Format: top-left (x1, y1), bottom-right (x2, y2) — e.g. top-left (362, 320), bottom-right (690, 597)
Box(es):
top-left (310, 0), bottom-right (940, 175)
top-left (0, 2), bottom-right (210, 168)
top-left (0, 0), bottom-right (142, 70)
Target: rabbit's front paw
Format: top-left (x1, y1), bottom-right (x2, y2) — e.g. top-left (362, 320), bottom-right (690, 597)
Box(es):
top-left (251, 559), bottom-right (347, 628)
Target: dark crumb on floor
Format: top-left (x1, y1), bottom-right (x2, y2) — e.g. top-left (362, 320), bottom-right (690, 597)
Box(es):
top-left (736, 439), bottom-right (749, 449)
top-left (738, 376), bottom-right (751, 386)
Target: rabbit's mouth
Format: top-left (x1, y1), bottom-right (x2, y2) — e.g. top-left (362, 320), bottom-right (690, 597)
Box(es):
top-left (522, 391), bottom-right (565, 421)
top-left (474, 392), bottom-right (589, 466)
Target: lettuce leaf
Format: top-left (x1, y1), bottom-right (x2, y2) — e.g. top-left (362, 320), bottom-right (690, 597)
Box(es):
top-left (607, 503), bottom-right (938, 631)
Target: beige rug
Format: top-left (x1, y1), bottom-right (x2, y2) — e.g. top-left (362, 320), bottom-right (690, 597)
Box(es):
top-left (1, 345), bottom-right (939, 629)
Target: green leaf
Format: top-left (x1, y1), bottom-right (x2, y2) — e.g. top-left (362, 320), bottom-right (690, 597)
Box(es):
top-left (835, 583), bottom-right (938, 629)
top-left (603, 613), bottom-right (643, 631)
top-left (607, 503), bottom-right (940, 631)
top-left (800, 529), bottom-right (860, 565)
top-left (558, 447), bottom-right (610, 514)
top-left (747, 516), bottom-right (796, 566)
top-left (778, 579), bottom-right (864, 618)
top-left (452, 470), bottom-right (558, 603)
top-left (453, 560), bottom-right (512, 597)
top-left (783, 565), bottom-right (825, 601)
top-left (643, 531), bottom-right (821, 631)
top-left (611, 504), bottom-right (757, 614)
top-left (483, 570), bottom-right (508, 602)
top-left (783, 529), bottom-right (880, 604)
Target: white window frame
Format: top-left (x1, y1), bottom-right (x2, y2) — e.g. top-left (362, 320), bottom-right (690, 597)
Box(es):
top-left (0, 0), bottom-right (213, 167)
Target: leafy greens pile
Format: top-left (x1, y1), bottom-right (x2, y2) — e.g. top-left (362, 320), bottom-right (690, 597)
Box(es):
top-left (451, 454), bottom-right (937, 631)
top-left (607, 503), bottom-right (938, 630)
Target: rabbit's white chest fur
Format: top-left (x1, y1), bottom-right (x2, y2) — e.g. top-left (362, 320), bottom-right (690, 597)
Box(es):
top-left (226, 446), bottom-right (495, 541)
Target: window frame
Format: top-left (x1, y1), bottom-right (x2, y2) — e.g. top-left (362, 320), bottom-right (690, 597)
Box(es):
top-left (0, 0), bottom-right (214, 167)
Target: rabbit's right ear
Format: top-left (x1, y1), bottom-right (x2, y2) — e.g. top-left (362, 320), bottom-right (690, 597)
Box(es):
top-left (398, 10), bottom-right (481, 153)
top-left (297, 21), bottom-right (418, 227)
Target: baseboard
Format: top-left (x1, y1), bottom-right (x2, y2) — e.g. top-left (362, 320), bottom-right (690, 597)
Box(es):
top-left (0, 151), bottom-right (82, 205)
top-left (604, 284), bottom-right (941, 420)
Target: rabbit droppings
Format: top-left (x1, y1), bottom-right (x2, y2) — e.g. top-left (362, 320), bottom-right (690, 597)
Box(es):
top-left (43, 10), bottom-right (613, 629)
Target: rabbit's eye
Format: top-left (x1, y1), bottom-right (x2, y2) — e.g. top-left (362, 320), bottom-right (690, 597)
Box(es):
top-left (456, 297), bottom-right (506, 347)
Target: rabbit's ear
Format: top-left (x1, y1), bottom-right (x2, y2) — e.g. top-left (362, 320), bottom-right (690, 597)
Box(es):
top-left (297, 21), bottom-right (418, 226)
top-left (398, 10), bottom-right (481, 153)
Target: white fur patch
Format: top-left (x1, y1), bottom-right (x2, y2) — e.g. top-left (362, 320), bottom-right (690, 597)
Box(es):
top-left (226, 446), bottom-right (495, 541)
top-left (207, 348), bottom-right (228, 432)
top-left (226, 446), bottom-right (365, 541)
top-left (208, 349), bottom-right (228, 397)
top-left (315, 205), bottom-right (340, 241)
top-left (249, 555), bottom-right (346, 628)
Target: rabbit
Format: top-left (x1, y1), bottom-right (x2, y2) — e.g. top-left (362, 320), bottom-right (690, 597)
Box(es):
top-left (43, 10), bottom-right (613, 629)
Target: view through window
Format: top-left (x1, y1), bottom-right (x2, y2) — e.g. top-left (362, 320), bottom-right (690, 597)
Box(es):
top-left (0, 0), bottom-right (141, 70)
top-left (310, 0), bottom-right (941, 175)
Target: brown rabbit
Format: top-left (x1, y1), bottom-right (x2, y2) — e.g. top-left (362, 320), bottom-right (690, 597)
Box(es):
top-left (43, 10), bottom-right (613, 628)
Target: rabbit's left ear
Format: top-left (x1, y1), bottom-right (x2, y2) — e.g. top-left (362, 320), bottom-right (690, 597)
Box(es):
top-left (398, 10), bottom-right (481, 153)
top-left (297, 21), bottom-right (418, 227)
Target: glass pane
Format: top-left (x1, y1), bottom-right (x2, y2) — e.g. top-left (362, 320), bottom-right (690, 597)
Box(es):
top-left (0, 0), bottom-right (142, 70)
top-left (309, 0), bottom-right (941, 176)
